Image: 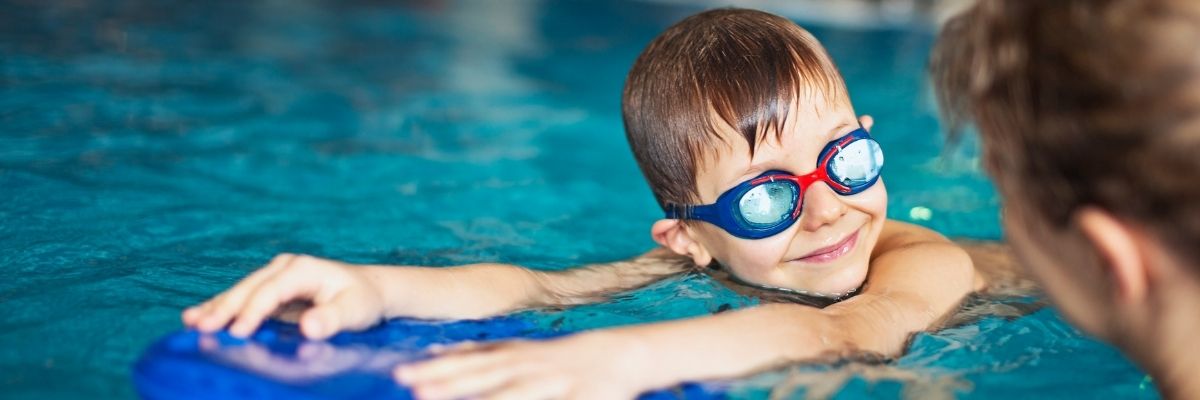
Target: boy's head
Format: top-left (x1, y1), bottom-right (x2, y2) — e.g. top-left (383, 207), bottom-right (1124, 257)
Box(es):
top-left (622, 8), bottom-right (887, 297)
top-left (932, 0), bottom-right (1200, 339)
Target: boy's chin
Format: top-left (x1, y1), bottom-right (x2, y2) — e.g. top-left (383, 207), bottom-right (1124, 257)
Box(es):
top-left (725, 261), bottom-right (868, 297)
top-left (814, 280), bottom-right (866, 298)
top-left (802, 267), bottom-right (869, 297)
top-left (759, 275), bottom-right (866, 298)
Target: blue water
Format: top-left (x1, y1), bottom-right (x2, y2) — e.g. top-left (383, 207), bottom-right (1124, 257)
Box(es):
top-left (0, 0), bottom-right (1155, 399)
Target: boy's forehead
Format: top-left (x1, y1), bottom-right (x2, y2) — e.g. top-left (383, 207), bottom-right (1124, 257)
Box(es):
top-left (696, 98), bottom-right (857, 191)
top-left (703, 96), bottom-right (855, 158)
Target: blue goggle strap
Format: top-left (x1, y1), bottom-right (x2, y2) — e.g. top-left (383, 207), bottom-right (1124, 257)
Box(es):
top-left (663, 203), bottom-right (722, 224)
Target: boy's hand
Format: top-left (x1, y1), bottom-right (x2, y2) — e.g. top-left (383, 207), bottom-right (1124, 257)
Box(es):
top-left (182, 254), bottom-right (387, 339)
top-left (393, 332), bottom-right (651, 400)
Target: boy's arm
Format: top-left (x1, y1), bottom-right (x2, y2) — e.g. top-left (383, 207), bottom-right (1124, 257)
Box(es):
top-left (825, 219), bottom-right (978, 355)
top-left (370, 247), bottom-right (691, 319)
top-left (621, 221), bottom-right (976, 379)
top-left (184, 250), bottom-right (689, 339)
top-left (395, 220), bottom-right (977, 399)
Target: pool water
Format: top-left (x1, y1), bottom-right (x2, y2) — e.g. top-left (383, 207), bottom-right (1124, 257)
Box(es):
top-left (0, 0), bottom-right (1156, 398)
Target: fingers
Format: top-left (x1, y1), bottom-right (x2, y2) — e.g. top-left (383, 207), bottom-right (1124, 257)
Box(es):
top-left (185, 253), bottom-right (297, 331)
top-left (181, 253), bottom-right (384, 340)
top-left (392, 338), bottom-right (626, 400)
top-left (225, 282), bottom-right (290, 337)
top-left (227, 263), bottom-right (325, 337)
top-left (426, 341), bottom-right (484, 356)
top-left (395, 345), bottom-right (508, 384)
top-left (298, 303), bottom-right (340, 340)
top-left (396, 345), bottom-right (548, 400)
top-left (299, 290), bottom-right (380, 340)
top-left (181, 304), bottom-right (204, 325)
top-left (483, 378), bottom-right (568, 400)
top-left (410, 363), bottom-right (527, 400)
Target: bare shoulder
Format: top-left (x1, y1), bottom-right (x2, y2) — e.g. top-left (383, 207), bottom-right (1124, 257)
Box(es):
top-left (538, 248), bottom-right (695, 306)
top-left (881, 219), bottom-right (950, 242)
top-left (877, 220), bottom-right (1036, 294)
top-left (868, 221), bottom-right (1036, 293)
top-left (869, 220), bottom-right (973, 286)
top-left (873, 220), bottom-right (953, 256)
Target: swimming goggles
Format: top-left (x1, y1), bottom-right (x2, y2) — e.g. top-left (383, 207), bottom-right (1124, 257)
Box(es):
top-left (664, 128), bottom-right (883, 239)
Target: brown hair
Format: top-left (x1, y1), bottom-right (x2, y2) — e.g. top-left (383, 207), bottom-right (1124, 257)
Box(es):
top-left (622, 8), bottom-right (847, 209)
top-left (931, 0), bottom-right (1200, 262)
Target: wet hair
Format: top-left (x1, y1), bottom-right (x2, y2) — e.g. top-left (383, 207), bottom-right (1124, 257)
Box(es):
top-left (622, 8), bottom-right (848, 209)
top-left (931, 0), bottom-right (1200, 263)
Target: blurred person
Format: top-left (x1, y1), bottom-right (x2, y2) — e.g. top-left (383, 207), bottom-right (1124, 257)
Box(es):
top-left (932, 0), bottom-right (1200, 398)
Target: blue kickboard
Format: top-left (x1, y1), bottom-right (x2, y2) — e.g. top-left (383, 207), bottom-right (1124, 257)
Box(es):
top-left (133, 317), bottom-right (726, 399)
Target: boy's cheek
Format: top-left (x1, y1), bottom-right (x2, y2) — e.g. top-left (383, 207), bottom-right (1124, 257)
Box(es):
top-left (822, 259), bottom-right (871, 294)
top-left (845, 181), bottom-right (888, 221)
top-left (868, 180), bottom-right (888, 210)
top-left (713, 242), bottom-right (790, 284)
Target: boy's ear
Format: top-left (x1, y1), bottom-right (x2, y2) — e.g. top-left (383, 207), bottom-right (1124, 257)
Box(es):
top-left (859, 115), bottom-right (874, 132)
top-left (1074, 207), bottom-right (1148, 304)
top-left (651, 219), bottom-right (714, 267)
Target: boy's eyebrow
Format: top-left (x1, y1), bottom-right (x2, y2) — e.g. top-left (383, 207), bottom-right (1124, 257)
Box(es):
top-left (826, 121), bottom-right (854, 138)
top-left (726, 121), bottom-right (856, 188)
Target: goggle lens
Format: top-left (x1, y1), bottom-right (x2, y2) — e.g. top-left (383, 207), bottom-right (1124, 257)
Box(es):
top-left (737, 181), bottom-right (797, 226)
top-left (828, 138), bottom-right (884, 189)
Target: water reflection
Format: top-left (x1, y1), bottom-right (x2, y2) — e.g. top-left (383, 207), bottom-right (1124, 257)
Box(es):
top-left (197, 334), bottom-right (418, 382)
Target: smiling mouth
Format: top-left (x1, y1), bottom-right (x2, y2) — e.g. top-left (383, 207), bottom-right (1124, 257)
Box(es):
top-left (792, 230), bottom-right (859, 264)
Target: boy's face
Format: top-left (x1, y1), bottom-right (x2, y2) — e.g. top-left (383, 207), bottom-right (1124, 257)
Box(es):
top-left (685, 98), bottom-right (888, 296)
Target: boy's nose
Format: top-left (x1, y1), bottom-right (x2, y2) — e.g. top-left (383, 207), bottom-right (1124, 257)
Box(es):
top-left (799, 183), bottom-right (847, 231)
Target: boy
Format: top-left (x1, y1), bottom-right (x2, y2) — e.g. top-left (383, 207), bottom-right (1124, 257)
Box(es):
top-left (932, 0), bottom-right (1200, 398)
top-left (185, 9), bottom-right (978, 399)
